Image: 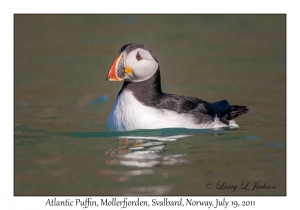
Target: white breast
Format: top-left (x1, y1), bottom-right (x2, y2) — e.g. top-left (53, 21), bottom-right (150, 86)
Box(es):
top-left (106, 90), bottom-right (232, 131)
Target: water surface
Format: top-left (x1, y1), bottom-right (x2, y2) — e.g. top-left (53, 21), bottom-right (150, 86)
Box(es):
top-left (14, 15), bottom-right (286, 195)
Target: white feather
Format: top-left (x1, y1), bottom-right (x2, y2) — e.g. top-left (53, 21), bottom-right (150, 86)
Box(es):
top-left (106, 90), bottom-right (237, 131)
top-left (125, 49), bottom-right (158, 82)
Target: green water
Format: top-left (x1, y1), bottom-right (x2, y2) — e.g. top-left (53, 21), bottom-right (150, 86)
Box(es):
top-left (14, 15), bottom-right (286, 195)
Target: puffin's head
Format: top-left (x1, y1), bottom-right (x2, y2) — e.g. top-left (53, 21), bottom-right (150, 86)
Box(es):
top-left (106, 43), bottom-right (159, 82)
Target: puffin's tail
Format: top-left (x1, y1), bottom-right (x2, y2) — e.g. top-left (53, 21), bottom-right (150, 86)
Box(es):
top-left (221, 105), bottom-right (249, 124)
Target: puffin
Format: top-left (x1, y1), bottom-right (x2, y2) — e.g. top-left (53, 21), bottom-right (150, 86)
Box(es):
top-left (106, 43), bottom-right (248, 131)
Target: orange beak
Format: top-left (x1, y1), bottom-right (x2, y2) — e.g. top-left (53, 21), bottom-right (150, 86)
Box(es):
top-left (106, 55), bottom-right (133, 82)
top-left (106, 55), bottom-right (123, 81)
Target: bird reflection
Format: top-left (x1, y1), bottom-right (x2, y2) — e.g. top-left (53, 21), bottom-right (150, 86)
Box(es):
top-left (99, 135), bottom-right (190, 195)
top-left (104, 135), bottom-right (189, 168)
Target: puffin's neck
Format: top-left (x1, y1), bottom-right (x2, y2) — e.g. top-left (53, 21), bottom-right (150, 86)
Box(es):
top-left (118, 69), bottom-right (163, 105)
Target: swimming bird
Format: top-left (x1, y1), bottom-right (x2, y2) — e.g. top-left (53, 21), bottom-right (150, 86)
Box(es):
top-left (106, 43), bottom-right (248, 131)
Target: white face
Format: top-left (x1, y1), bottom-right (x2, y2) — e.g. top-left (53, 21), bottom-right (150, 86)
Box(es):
top-left (124, 48), bottom-right (158, 82)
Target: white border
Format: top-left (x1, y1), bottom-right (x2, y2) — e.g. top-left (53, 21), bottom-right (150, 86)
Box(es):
top-left (3, 0), bottom-right (298, 209)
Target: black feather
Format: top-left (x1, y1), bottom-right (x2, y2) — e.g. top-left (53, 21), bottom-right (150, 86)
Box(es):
top-left (220, 105), bottom-right (249, 124)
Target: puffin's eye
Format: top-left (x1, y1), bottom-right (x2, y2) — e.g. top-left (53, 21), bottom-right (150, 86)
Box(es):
top-left (136, 52), bottom-right (143, 61)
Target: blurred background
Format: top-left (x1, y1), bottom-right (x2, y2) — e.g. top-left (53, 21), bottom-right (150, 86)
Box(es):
top-left (14, 15), bottom-right (285, 195)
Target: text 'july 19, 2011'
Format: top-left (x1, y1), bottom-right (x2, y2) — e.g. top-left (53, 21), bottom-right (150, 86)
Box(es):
top-left (45, 197), bottom-right (256, 209)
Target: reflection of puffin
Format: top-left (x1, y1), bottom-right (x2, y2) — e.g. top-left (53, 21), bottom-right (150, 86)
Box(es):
top-left (106, 43), bottom-right (248, 131)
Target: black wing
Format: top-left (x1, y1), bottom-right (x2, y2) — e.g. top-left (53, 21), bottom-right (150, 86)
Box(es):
top-left (157, 94), bottom-right (248, 125)
top-left (156, 93), bottom-right (221, 123)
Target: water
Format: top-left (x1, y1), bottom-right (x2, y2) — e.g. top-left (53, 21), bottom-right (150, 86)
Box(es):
top-left (14, 15), bottom-right (286, 195)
